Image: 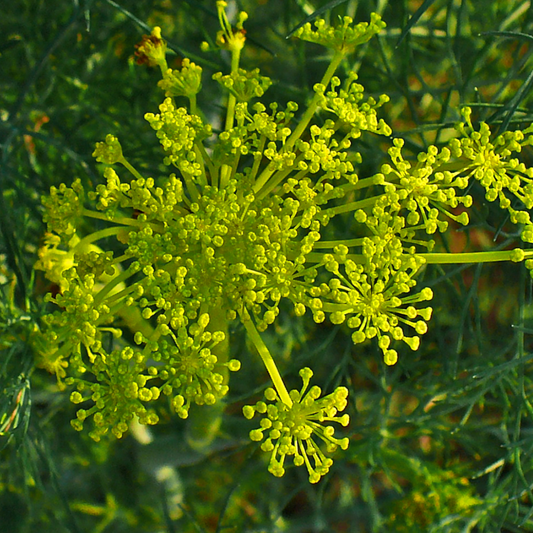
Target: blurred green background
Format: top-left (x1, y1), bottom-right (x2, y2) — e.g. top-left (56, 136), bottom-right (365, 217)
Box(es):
top-left (3, 0), bottom-right (533, 531)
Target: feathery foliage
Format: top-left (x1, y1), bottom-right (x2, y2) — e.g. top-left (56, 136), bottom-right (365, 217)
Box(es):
top-left (4, 0), bottom-right (533, 531)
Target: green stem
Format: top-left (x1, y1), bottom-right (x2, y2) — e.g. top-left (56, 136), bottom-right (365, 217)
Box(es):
top-left (93, 267), bottom-right (136, 307)
top-left (418, 249), bottom-right (533, 264)
top-left (252, 51), bottom-right (345, 195)
top-left (312, 238), bottom-right (366, 249)
top-left (220, 47), bottom-right (242, 190)
top-left (182, 171), bottom-right (200, 203)
top-left (189, 93), bottom-right (197, 115)
top-left (220, 165), bottom-right (232, 190)
top-left (225, 46), bottom-right (241, 132)
top-left (435, 161), bottom-right (474, 173)
top-left (319, 194), bottom-right (383, 217)
top-left (302, 249), bottom-right (532, 267)
top-left (322, 301), bottom-right (350, 313)
top-left (302, 252), bottom-right (365, 264)
top-left (227, 150), bottom-right (242, 187)
top-left (81, 208), bottom-right (164, 231)
top-left (71, 226), bottom-right (126, 253)
top-left (240, 308), bottom-right (292, 407)
top-left (157, 57), bottom-right (169, 79)
top-left (193, 145), bottom-right (208, 187)
top-left (120, 158), bottom-right (146, 182)
top-left (284, 51), bottom-right (344, 153)
top-left (197, 143), bottom-right (217, 186)
top-left (249, 136), bottom-right (266, 183)
top-left (340, 175), bottom-right (385, 193)
top-left (256, 157), bottom-right (307, 201)
top-left (103, 282), bottom-right (142, 311)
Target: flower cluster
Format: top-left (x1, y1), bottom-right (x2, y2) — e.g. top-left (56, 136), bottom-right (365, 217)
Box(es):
top-left (68, 346), bottom-right (158, 441)
top-left (321, 248), bottom-right (433, 365)
top-left (293, 12), bottom-right (386, 54)
top-left (453, 107), bottom-right (533, 242)
top-left (243, 368), bottom-right (349, 483)
top-left (144, 314), bottom-right (240, 420)
top-left (34, 5), bottom-right (533, 481)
